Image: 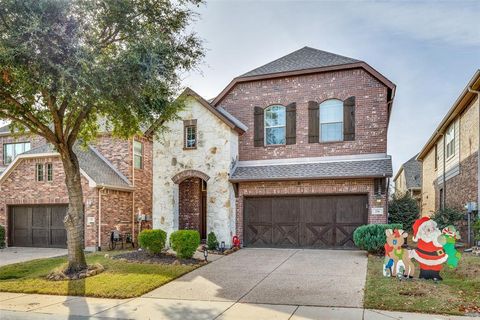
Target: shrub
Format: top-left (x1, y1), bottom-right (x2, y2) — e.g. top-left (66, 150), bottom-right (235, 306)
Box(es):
top-left (473, 218), bottom-right (480, 242)
top-left (0, 225), bottom-right (5, 249)
top-left (431, 207), bottom-right (465, 230)
top-left (170, 230), bottom-right (200, 259)
top-left (206, 232), bottom-right (219, 251)
top-left (388, 193), bottom-right (419, 231)
top-left (138, 229), bottom-right (167, 254)
top-left (353, 223), bottom-right (403, 254)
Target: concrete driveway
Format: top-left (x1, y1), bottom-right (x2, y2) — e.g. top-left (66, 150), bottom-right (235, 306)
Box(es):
top-left (143, 248), bottom-right (367, 308)
top-left (0, 247), bottom-right (67, 266)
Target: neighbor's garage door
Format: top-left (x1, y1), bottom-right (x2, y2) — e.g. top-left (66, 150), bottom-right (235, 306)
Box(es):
top-left (8, 205), bottom-right (68, 248)
top-left (244, 195), bottom-right (368, 249)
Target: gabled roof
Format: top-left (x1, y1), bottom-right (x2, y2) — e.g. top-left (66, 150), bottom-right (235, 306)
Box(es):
top-left (212, 46), bottom-right (396, 106)
top-left (230, 156), bottom-right (392, 182)
top-left (240, 47), bottom-right (359, 77)
top-left (394, 154), bottom-right (422, 190)
top-left (145, 87), bottom-right (247, 136)
top-left (0, 143), bottom-right (134, 191)
top-left (0, 124), bottom-right (9, 134)
top-left (418, 70), bottom-right (480, 160)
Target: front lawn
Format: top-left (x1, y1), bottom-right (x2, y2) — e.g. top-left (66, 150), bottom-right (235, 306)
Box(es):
top-left (0, 251), bottom-right (198, 298)
top-left (364, 254), bottom-right (480, 315)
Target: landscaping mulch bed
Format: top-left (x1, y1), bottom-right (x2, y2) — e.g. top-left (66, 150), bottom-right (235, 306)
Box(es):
top-left (113, 250), bottom-right (203, 265)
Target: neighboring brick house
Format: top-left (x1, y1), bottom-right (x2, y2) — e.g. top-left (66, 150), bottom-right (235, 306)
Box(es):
top-left (418, 70), bottom-right (480, 218)
top-left (153, 47), bottom-right (395, 248)
top-left (0, 127), bottom-right (153, 250)
top-left (393, 154), bottom-right (422, 206)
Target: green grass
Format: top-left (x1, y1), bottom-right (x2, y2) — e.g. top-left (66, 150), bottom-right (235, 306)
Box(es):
top-left (364, 254), bottom-right (480, 315)
top-left (0, 252), bottom-right (197, 298)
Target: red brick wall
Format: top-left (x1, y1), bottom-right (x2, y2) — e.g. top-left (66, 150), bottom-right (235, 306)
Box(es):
top-left (217, 68), bottom-right (389, 161)
top-left (178, 177), bottom-right (202, 231)
top-left (133, 137), bottom-right (153, 227)
top-left (0, 156), bottom-right (99, 247)
top-left (445, 152), bottom-right (478, 211)
top-left (99, 189), bottom-right (133, 248)
top-left (91, 134), bottom-right (132, 180)
top-left (236, 179), bottom-right (387, 240)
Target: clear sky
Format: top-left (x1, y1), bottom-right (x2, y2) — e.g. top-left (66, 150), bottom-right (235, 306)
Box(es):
top-left (182, 0), bottom-right (480, 174)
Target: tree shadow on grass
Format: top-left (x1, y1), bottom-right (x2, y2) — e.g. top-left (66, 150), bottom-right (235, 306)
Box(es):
top-left (66, 275), bottom-right (89, 319)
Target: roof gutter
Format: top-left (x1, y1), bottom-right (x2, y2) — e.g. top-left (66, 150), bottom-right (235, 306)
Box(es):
top-left (229, 174), bottom-right (391, 183)
top-left (467, 86), bottom-right (480, 220)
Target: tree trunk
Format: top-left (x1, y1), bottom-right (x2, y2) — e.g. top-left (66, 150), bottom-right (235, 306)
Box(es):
top-left (60, 145), bottom-right (87, 273)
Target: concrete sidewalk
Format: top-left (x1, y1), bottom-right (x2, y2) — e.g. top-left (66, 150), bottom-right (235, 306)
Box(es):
top-left (0, 293), bottom-right (470, 319)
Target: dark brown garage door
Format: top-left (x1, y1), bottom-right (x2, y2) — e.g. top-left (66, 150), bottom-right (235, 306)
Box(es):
top-left (244, 195), bottom-right (368, 249)
top-left (8, 205), bottom-right (68, 248)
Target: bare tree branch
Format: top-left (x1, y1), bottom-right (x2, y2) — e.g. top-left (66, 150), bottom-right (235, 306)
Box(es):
top-left (67, 105), bottom-right (93, 147)
top-left (0, 91), bottom-right (57, 142)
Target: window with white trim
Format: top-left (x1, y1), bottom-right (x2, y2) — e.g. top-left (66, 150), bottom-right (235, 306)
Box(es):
top-left (185, 125), bottom-right (197, 149)
top-left (36, 163), bottom-right (44, 182)
top-left (134, 140), bottom-right (143, 169)
top-left (264, 105), bottom-right (286, 145)
top-left (3, 142), bottom-right (31, 165)
top-left (319, 99), bottom-right (343, 142)
top-left (46, 163), bottom-right (53, 181)
top-left (445, 125), bottom-right (455, 159)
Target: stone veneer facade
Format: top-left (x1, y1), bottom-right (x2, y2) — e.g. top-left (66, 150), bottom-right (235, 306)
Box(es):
top-left (0, 132), bottom-right (153, 250)
top-left (152, 96), bottom-right (239, 245)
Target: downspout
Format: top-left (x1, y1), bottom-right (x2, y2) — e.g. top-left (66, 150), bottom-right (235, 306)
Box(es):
top-left (442, 132), bottom-right (446, 210)
top-left (131, 138), bottom-right (136, 243)
top-left (468, 87), bottom-right (480, 216)
top-left (98, 187), bottom-right (106, 251)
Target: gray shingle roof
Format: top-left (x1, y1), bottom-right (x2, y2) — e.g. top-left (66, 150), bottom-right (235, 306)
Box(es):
top-left (0, 124), bottom-right (11, 134)
top-left (230, 158), bottom-right (392, 182)
top-left (402, 155), bottom-right (422, 189)
top-left (22, 143), bottom-right (133, 189)
top-left (240, 47), bottom-right (359, 78)
top-left (217, 107), bottom-right (248, 132)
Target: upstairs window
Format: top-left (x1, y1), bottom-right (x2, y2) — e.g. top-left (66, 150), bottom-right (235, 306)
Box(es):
top-left (445, 125), bottom-right (455, 159)
top-left (184, 120), bottom-right (197, 149)
top-left (319, 99), bottom-right (343, 142)
top-left (265, 105), bottom-right (286, 145)
top-left (46, 163), bottom-right (53, 181)
top-left (3, 142), bottom-right (31, 165)
top-left (134, 141), bottom-right (143, 169)
top-left (36, 163), bottom-right (44, 182)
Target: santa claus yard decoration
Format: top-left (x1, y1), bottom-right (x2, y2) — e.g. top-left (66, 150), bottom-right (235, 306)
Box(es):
top-left (410, 217), bottom-right (449, 280)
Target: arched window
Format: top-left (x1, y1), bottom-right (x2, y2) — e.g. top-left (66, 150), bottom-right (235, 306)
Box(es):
top-left (320, 99), bottom-right (343, 142)
top-left (264, 105), bottom-right (286, 145)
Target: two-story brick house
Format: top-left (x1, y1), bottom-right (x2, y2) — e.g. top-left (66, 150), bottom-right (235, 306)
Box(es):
top-left (418, 70), bottom-right (480, 217)
top-left (153, 47), bottom-right (395, 248)
top-left (0, 126), bottom-right (153, 250)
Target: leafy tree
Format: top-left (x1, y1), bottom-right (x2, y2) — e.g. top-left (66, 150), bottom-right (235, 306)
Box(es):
top-left (431, 207), bottom-right (465, 230)
top-left (0, 0), bottom-right (204, 273)
top-left (388, 193), bottom-right (419, 232)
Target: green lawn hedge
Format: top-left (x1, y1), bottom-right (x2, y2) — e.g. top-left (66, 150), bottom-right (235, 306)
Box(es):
top-left (170, 230), bottom-right (200, 259)
top-left (353, 223), bottom-right (403, 253)
top-left (138, 229), bottom-right (167, 254)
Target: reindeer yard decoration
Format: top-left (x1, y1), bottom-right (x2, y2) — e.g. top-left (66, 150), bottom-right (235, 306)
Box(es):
top-left (383, 229), bottom-right (415, 278)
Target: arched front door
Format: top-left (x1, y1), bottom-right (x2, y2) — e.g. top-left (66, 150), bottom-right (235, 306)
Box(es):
top-left (173, 170), bottom-right (210, 240)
